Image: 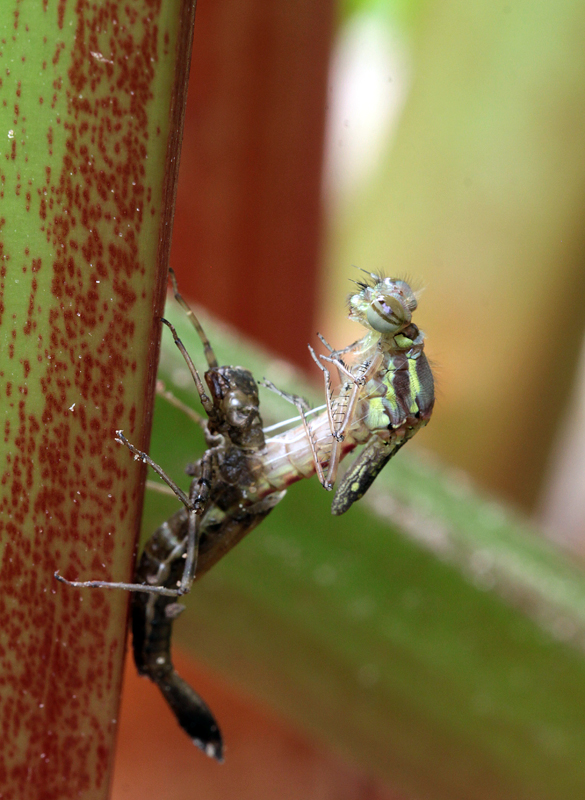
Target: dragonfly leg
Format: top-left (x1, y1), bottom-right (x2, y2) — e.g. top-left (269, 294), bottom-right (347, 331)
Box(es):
top-left (261, 380), bottom-right (329, 488)
top-left (320, 352), bottom-right (366, 385)
top-left (323, 344), bottom-right (385, 441)
top-left (115, 430), bottom-right (191, 507)
top-left (54, 573), bottom-right (190, 596)
top-left (308, 344), bottom-right (359, 490)
top-left (317, 332), bottom-right (363, 360)
top-left (260, 379), bottom-right (311, 412)
top-left (169, 268), bottom-right (219, 370)
top-left (308, 345), bottom-right (343, 443)
top-left (161, 318), bottom-right (215, 420)
top-left (316, 333), bottom-right (370, 388)
top-left (55, 514), bottom-right (196, 597)
top-left (175, 446), bottom-right (216, 593)
top-left (55, 431), bottom-right (212, 597)
top-left (322, 345), bottom-right (386, 488)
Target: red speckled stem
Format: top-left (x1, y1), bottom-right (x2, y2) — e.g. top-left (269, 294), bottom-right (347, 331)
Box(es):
top-left (0, 1), bottom-right (196, 797)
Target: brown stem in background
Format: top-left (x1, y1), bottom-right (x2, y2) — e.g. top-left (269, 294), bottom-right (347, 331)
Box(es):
top-left (170, 0), bottom-right (335, 370)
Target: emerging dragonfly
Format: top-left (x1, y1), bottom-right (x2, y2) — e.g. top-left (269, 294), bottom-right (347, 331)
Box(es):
top-left (305, 270), bottom-right (434, 514)
top-left (56, 269), bottom-right (433, 759)
top-left (241, 270), bottom-right (434, 516)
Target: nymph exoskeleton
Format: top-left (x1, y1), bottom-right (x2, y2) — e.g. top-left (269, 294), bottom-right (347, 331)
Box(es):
top-left (56, 270), bottom-right (285, 761)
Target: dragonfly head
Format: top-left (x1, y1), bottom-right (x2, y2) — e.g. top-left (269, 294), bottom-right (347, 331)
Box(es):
top-left (348, 274), bottom-right (418, 336)
top-left (205, 367), bottom-right (265, 450)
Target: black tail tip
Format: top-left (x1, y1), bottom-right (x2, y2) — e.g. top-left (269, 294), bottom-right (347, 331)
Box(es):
top-left (194, 735), bottom-right (224, 762)
top-left (156, 670), bottom-right (224, 762)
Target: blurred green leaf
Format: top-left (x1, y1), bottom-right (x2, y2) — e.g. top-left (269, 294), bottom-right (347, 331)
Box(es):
top-left (325, 0), bottom-right (585, 512)
top-left (338, 0), bottom-right (424, 30)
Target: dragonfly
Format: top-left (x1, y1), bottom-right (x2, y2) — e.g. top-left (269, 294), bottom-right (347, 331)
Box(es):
top-left (154, 272), bottom-right (434, 524)
top-left (55, 269), bottom-right (433, 759)
top-left (305, 270), bottom-right (435, 514)
top-left (237, 271), bottom-right (434, 516)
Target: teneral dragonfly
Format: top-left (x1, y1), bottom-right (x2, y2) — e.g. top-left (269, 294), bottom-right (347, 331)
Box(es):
top-left (233, 271), bottom-right (434, 516)
top-left (308, 271), bottom-right (435, 514)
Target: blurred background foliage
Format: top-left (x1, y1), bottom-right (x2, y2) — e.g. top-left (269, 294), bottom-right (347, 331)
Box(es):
top-left (320, 0), bottom-right (585, 540)
top-left (171, 0), bottom-right (585, 538)
top-left (113, 0), bottom-right (585, 797)
top-left (339, 0), bottom-right (422, 28)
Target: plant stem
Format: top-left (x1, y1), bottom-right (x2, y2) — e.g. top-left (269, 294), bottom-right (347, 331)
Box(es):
top-left (0, 1), bottom-right (196, 796)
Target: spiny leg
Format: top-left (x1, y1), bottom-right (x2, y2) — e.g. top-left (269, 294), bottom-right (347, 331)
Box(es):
top-left (327, 344), bottom-right (384, 442)
top-left (55, 432), bottom-right (211, 597)
top-left (308, 345), bottom-right (342, 444)
top-left (318, 353), bottom-right (367, 450)
top-left (314, 343), bottom-right (386, 489)
top-left (261, 379), bottom-right (329, 488)
top-left (319, 351), bottom-right (367, 384)
top-left (116, 430), bottom-right (190, 507)
top-left (260, 379), bottom-right (311, 413)
top-left (317, 332), bottom-right (363, 367)
top-left (317, 334), bottom-right (348, 386)
top-left (168, 267), bottom-right (218, 370)
top-left (53, 574), bottom-right (187, 597)
top-left (161, 318), bottom-right (215, 419)
top-left (310, 345), bottom-right (359, 449)
top-left (124, 435), bottom-right (216, 596)
top-left (314, 333), bottom-right (370, 445)
top-left (328, 346), bottom-right (387, 487)
top-left (306, 345), bottom-right (352, 490)
top-left (175, 446), bottom-right (214, 594)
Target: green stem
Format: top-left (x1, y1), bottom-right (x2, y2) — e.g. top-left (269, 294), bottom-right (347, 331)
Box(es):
top-left (0, 1), bottom-right (196, 797)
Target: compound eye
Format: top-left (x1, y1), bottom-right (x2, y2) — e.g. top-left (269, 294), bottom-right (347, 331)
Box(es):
top-left (366, 293), bottom-right (411, 334)
top-left (392, 280), bottom-right (418, 312)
